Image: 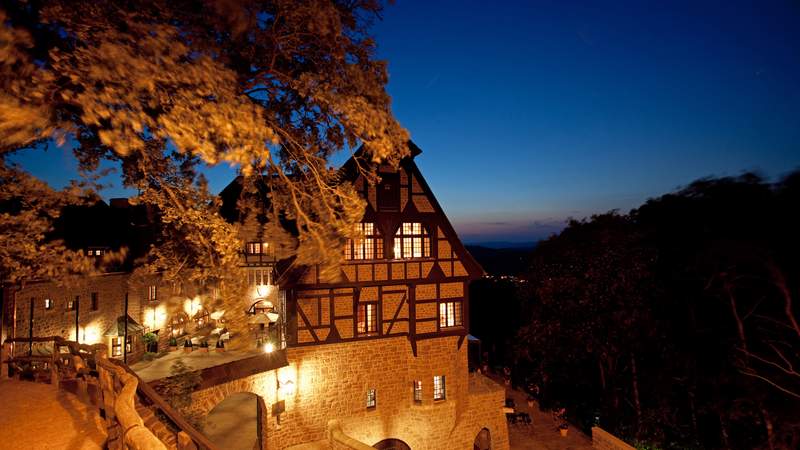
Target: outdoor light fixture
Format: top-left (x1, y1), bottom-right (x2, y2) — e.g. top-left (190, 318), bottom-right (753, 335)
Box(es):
top-left (266, 311), bottom-right (280, 323)
top-left (278, 378), bottom-right (295, 396)
top-left (263, 341), bottom-right (275, 354)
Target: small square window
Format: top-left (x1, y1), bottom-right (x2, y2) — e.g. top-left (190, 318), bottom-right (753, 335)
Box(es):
top-left (413, 380), bottom-right (422, 403)
top-left (44, 298), bottom-right (53, 310)
top-left (366, 388), bottom-right (376, 409)
top-left (433, 375), bottom-right (446, 401)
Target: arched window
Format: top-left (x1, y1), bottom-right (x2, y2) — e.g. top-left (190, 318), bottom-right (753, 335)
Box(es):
top-left (345, 223), bottom-right (383, 260)
top-left (393, 222), bottom-right (430, 259)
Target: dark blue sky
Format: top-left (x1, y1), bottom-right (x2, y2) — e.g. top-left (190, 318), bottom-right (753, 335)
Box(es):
top-left (12, 0), bottom-right (800, 244)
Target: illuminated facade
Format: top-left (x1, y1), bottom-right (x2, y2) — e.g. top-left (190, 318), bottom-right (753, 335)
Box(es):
top-left (2, 143), bottom-right (509, 449)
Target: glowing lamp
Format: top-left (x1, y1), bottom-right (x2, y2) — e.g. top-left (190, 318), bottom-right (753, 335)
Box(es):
top-left (263, 342), bottom-right (275, 354)
top-left (266, 311), bottom-right (280, 323)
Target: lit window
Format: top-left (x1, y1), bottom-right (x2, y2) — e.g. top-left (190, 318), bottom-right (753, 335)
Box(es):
top-left (247, 268), bottom-right (271, 286)
top-left (433, 375), bottom-right (446, 401)
top-left (91, 293), bottom-right (99, 311)
top-left (87, 249), bottom-right (93, 256)
top-left (66, 297), bottom-right (77, 311)
top-left (246, 242), bottom-right (271, 255)
top-left (44, 298), bottom-right (53, 310)
top-left (111, 337), bottom-right (122, 357)
top-left (413, 380), bottom-right (423, 403)
top-left (357, 303), bottom-right (379, 336)
top-left (147, 285), bottom-right (158, 302)
top-left (366, 388), bottom-right (376, 408)
top-left (393, 223), bottom-right (430, 259)
top-left (438, 301), bottom-right (462, 328)
top-left (344, 223), bottom-right (384, 260)
top-left (169, 313), bottom-right (188, 337)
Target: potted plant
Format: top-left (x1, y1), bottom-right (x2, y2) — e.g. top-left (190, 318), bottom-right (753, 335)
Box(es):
top-left (183, 339), bottom-right (193, 353)
top-left (558, 423), bottom-right (569, 437)
top-left (169, 337), bottom-right (178, 352)
top-left (215, 339), bottom-right (225, 353)
top-left (143, 332), bottom-right (158, 353)
top-left (199, 340), bottom-right (209, 353)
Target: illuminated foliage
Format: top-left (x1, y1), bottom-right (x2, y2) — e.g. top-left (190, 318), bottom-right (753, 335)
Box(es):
top-left (0, 1), bottom-right (408, 334)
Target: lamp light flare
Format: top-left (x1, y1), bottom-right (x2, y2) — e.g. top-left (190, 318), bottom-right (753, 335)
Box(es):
top-left (264, 342), bottom-right (275, 354)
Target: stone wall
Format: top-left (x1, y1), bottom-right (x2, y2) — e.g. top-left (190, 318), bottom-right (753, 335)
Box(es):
top-left (592, 427), bottom-right (635, 450)
top-left (189, 335), bottom-right (509, 450)
top-left (11, 273), bottom-right (140, 359)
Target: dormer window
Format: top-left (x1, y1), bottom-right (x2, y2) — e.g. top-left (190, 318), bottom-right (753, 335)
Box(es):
top-left (345, 223), bottom-right (383, 260)
top-left (393, 223), bottom-right (430, 259)
top-left (246, 242), bottom-right (271, 255)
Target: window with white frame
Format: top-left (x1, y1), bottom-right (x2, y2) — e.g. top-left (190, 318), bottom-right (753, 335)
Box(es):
top-left (366, 388), bottom-right (376, 408)
top-left (438, 301), bottom-right (462, 328)
top-left (393, 223), bottom-right (430, 259)
top-left (433, 375), bottom-right (446, 400)
top-left (44, 298), bottom-right (53, 310)
top-left (247, 268), bottom-right (272, 286)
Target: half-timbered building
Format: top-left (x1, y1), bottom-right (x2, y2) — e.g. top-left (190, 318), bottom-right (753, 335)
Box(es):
top-left (2, 141), bottom-right (509, 450)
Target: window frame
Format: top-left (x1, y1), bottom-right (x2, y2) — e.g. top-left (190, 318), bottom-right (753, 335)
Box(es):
top-left (344, 223), bottom-right (384, 261)
top-left (366, 388), bottom-right (377, 409)
top-left (413, 380), bottom-right (423, 403)
top-left (91, 292), bottom-right (99, 311)
top-left (247, 267), bottom-right (272, 286)
top-left (246, 241), bottom-right (271, 255)
top-left (433, 375), bottom-right (446, 401)
top-left (393, 222), bottom-right (431, 259)
top-left (147, 285), bottom-right (158, 302)
top-left (66, 296), bottom-right (77, 312)
top-left (438, 301), bottom-right (463, 329)
top-left (44, 298), bottom-right (53, 310)
top-left (111, 337), bottom-right (122, 357)
top-left (357, 302), bottom-right (379, 336)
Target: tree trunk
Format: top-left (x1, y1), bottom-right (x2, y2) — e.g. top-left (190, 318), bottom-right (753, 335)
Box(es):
top-left (630, 353), bottom-right (643, 438)
top-left (719, 413), bottom-right (731, 450)
top-left (761, 406), bottom-right (775, 450)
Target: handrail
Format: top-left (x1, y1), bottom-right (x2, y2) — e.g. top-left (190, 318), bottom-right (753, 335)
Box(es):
top-left (104, 359), bottom-right (220, 450)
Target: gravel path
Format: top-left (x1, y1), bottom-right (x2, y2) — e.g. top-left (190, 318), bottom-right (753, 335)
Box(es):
top-left (0, 378), bottom-right (106, 450)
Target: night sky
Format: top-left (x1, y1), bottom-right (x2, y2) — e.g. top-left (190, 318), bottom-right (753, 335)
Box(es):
top-left (11, 0), bottom-right (800, 244)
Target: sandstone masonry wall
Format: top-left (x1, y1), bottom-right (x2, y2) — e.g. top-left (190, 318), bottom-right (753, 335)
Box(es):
top-left (189, 335), bottom-right (509, 450)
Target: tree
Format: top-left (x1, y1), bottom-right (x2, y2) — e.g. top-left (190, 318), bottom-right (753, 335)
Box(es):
top-left (1, 1), bottom-right (408, 337)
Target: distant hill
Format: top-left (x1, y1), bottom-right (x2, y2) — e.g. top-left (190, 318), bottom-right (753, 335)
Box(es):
top-left (465, 244), bottom-right (535, 276)
top-left (465, 241), bottom-right (537, 249)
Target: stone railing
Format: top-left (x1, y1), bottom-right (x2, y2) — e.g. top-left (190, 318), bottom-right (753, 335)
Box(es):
top-left (327, 420), bottom-right (375, 450)
top-left (98, 358), bottom-right (219, 450)
top-left (592, 427), bottom-right (635, 450)
top-left (98, 358), bottom-right (168, 450)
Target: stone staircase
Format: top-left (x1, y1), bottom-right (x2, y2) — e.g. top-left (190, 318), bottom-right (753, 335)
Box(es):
top-left (135, 399), bottom-right (178, 450)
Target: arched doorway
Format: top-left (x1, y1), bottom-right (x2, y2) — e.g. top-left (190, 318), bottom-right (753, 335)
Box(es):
top-left (373, 438), bottom-right (411, 450)
top-left (205, 392), bottom-right (265, 450)
top-left (473, 428), bottom-right (491, 450)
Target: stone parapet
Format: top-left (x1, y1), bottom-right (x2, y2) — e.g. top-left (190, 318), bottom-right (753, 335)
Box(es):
top-left (592, 427), bottom-right (635, 450)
